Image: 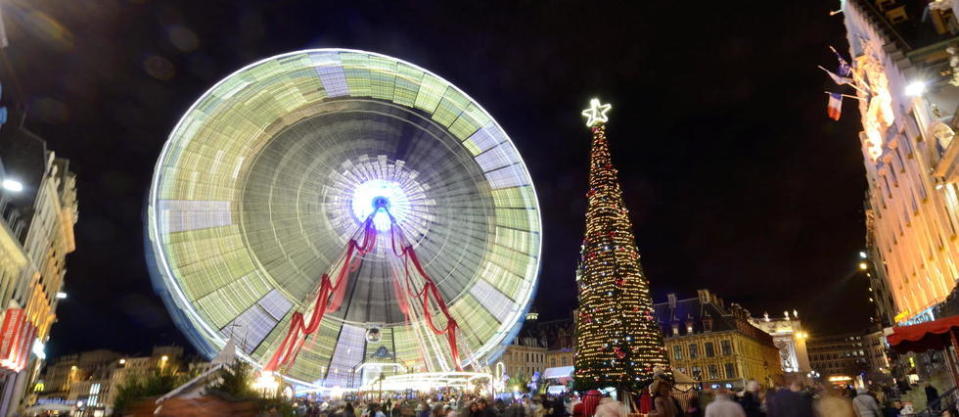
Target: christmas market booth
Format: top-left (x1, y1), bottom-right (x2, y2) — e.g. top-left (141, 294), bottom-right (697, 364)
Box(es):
top-left (887, 315), bottom-right (959, 389)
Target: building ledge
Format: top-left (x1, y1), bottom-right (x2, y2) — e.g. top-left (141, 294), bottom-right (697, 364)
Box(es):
top-left (0, 221), bottom-right (27, 268)
top-left (934, 133), bottom-right (959, 183)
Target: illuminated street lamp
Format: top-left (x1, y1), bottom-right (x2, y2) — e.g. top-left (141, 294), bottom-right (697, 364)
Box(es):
top-left (858, 262), bottom-right (869, 271)
top-left (905, 80), bottom-right (927, 97)
top-left (1, 178), bottom-right (22, 192)
top-left (252, 371), bottom-right (281, 397)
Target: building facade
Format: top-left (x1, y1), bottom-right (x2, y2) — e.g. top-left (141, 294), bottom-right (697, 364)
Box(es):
top-left (499, 317), bottom-right (575, 386)
top-left (34, 346), bottom-right (185, 416)
top-left (840, 0), bottom-right (959, 324)
top-left (0, 122), bottom-right (77, 416)
top-left (748, 312), bottom-right (812, 374)
top-left (654, 290), bottom-right (783, 389)
top-left (807, 333), bottom-right (870, 379)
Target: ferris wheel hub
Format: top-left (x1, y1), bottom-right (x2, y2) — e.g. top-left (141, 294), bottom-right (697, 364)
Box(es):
top-left (351, 179), bottom-right (407, 232)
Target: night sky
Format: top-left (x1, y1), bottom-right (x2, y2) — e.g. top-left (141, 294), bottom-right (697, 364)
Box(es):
top-left (3, 0), bottom-right (868, 359)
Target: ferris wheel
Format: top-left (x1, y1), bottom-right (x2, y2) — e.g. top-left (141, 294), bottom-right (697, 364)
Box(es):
top-left (146, 49), bottom-right (542, 386)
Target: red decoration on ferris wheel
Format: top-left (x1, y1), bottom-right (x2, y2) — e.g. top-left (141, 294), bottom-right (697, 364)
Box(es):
top-left (264, 209), bottom-right (463, 373)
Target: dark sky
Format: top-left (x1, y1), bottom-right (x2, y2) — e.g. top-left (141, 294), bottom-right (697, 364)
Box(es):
top-left (3, 0), bottom-right (869, 359)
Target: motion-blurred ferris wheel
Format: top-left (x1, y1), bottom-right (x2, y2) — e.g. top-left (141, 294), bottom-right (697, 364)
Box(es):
top-left (147, 49), bottom-right (542, 386)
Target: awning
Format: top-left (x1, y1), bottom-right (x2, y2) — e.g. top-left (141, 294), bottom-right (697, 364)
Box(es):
top-left (887, 315), bottom-right (959, 353)
top-left (543, 366), bottom-right (574, 379)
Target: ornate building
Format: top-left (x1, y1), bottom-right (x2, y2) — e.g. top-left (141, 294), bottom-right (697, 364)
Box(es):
top-left (840, 0), bottom-right (959, 324)
top-left (0, 121), bottom-right (77, 416)
top-left (748, 312), bottom-right (811, 374)
top-left (33, 346), bottom-right (185, 416)
top-left (499, 316), bottom-right (575, 390)
top-left (653, 290), bottom-right (783, 389)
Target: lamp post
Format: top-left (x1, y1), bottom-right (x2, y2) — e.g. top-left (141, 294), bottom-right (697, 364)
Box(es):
top-left (1, 180), bottom-right (20, 192)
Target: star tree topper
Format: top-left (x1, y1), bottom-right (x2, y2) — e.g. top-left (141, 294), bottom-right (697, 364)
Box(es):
top-left (582, 98), bottom-right (612, 127)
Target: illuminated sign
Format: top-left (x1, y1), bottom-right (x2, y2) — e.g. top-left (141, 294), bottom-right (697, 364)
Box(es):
top-left (0, 309), bottom-right (36, 372)
top-left (898, 308), bottom-right (935, 326)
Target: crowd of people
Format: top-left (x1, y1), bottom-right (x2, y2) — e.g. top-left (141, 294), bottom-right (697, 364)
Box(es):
top-left (287, 378), bottom-right (949, 417)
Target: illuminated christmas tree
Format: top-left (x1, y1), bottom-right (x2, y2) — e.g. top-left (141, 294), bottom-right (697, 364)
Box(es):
top-left (574, 99), bottom-right (668, 392)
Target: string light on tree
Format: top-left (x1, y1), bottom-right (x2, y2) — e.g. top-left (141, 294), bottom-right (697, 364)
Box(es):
top-left (574, 98), bottom-right (669, 392)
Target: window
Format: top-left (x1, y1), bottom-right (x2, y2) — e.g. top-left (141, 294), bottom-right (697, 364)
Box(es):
top-left (689, 344), bottom-right (699, 359)
top-left (725, 363), bottom-right (736, 379)
top-left (705, 342), bottom-right (715, 357)
top-left (673, 345), bottom-right (683, 361)
top-left (708, 364), bottom-right (719, 380)
top-left (672, 324), bottom-right (679, 336)
top-left (691, 366), bottom-right (703, 380)
top-left (721, 340), bottom-right (733, 355)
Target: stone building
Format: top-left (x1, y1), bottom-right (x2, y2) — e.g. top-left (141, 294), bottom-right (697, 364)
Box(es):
top-left (0, 122), bottom-right (77, 416)
top-left (33, 346), bottom-right (185, 416)
top-left (807, 333), bottom-right (870, 379)
top-left (498, 315), bottom-right (575, 390)
top-left (748, 312), bottom-right (811, 374)
top-left (653, 290), bottom-right (783, 389)
top-left (839, 0), bottom-right (959, 325)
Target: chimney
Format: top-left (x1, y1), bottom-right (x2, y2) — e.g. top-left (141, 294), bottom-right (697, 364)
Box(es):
top-left (667, 293), bottom-right (677, 309)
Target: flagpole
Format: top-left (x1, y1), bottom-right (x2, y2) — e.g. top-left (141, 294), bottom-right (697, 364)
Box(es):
top-left (823, 91), bottom-right (865, 101)
top-left (817, 65), bottom-right (869, 94)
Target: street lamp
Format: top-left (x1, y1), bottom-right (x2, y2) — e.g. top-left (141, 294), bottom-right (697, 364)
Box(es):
top-left (1, 179), bottom-right (21, 192)
top-left (252, 371), bottom-right (281, 398)
top-left (905, 81), bottom-right (927, 97)
top-left (858, 262), bottom-right (869, 271)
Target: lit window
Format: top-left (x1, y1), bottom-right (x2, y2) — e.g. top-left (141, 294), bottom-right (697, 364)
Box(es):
top-left (725, 363), bottom-right (736, 378)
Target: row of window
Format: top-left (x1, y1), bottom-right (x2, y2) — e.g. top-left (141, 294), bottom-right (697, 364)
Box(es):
top-left (549, 356), bottom-right (573, 367)
top-left (810, 350), bottom-right (865, 361)
top-left (675, 363), bottom-right (737, 381)
top-left (672, 340), bottom-right (734, 360)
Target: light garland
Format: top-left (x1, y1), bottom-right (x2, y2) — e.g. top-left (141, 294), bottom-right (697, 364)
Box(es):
top-left (574, 101), bottom-right (669, 392)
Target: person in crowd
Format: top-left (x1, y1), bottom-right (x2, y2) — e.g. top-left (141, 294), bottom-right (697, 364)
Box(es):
top-left (507, 398), bottom-right (527, 417)
top-left (927, 384), bottom-right (941, 412)
top-left (705, 389), bottom-right (746, 417)
top-left (495, 399), bottom-right (508, 417)
top-left (853, 388), bottom-right (882, 417)
top-left (345, 402), bottom-right (357, 417)
top-left (373, 404), bottom-right (388, 417)
top-left (941, 407), bottom-right (958, 417)
top-left (881, 400), bottom-right (902, 417)
top-left (814, 388), bottom-right (855, 417)
top-left (572, 396), bottom-right (585, 417)
top-left (766, 380), bottom-right (814, 417)
top-left (582, 390), bottom-right (602, 417)
top-left (739, 380), bottom-right (764, 417)
top-left (478, 398), bottom-right (498, 417)
top-left (686, 395), bottom-right (703, 417)
top-left (594, 393), bottom-right (626, 417)
top-left (649, 379), bottom-right (679, 417)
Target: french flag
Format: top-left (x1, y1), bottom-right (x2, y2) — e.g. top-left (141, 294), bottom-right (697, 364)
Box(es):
top-left (827, 92), bottom-right (842, 121)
